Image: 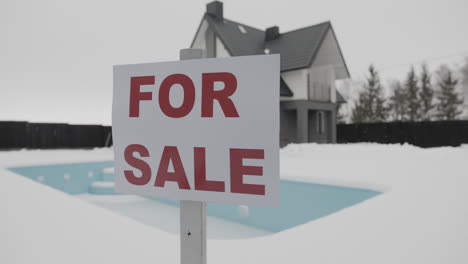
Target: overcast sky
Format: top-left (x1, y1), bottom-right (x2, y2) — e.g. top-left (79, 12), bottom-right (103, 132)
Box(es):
top-left (2, 0), bottom-right (468, 124)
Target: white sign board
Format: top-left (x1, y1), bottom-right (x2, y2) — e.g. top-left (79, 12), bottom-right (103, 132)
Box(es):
top-left (112, 55), bottom-right (279, 207)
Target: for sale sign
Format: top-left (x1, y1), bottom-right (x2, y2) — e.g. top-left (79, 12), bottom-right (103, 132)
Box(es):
top-left (112, 55), bottom-right (279, 207)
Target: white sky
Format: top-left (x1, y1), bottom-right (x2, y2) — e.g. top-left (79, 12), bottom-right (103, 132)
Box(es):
top-left (2, 0), bottom-right (468, 125)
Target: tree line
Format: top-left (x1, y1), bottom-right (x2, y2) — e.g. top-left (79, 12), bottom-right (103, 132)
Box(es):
top-left (350, 63), bottom-right (466, 123)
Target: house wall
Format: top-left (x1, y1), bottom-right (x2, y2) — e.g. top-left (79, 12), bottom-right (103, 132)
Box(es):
top-left (281, 69), bottom-right (308, 101)
top-left (216, 37), bottom-right (230, 57)
top-left (308, 65), bottom-right (336, 102)
top-left (191, 19), bottom-right (209, 51)
top-left (281, 65), bottom-right (337, 103)
top-left (191, 19), bottom-right (231, 59)
top-left (312, 29), bottom-right (349, 80)
top-left (281, 30), bottom-right (348, 103)
top-left (281, 100), bottom-right (337, 145)
top-left (205, 27), bottom-right (216, 58)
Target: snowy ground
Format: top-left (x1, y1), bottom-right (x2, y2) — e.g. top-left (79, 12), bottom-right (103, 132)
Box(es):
top-left (77, 194), bottom-right (270, 239)
top-left (2, 144), bottom-right (468, 263)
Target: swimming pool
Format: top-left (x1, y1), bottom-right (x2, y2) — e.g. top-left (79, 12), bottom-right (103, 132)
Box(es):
top-left (10, 161), bottom-right (381, 233)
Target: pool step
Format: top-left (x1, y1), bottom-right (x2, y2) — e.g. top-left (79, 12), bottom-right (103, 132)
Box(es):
top-left (100, 167), bottom-right (115, 181)
top-left (101, 173), bottom-right (114, 181)
top-left (89, 181), bottom-right (117, 195)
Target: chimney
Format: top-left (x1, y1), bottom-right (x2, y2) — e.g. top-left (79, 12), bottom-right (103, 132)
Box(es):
top-left (265, 26), bottom-right (280, 41)
top-left (206, 1), bottom-right (223, 22)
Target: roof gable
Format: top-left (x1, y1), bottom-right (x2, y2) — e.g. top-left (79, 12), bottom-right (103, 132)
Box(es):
top-left (190, 13), bottom-right (349, 99)
top-left (198, 15), bottom-right (346, 74)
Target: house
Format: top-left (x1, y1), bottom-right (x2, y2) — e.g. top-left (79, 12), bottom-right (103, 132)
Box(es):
top-left (191, 1), bottom-right (350, 146)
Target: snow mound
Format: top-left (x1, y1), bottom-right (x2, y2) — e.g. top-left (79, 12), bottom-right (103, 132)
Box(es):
top-left (102, 167), bottom-right (115, 174)
top-left (3, 143), bottom-right (468, 264)
top-left (91, 181), bottom-right (115, 188)
top-left (1, 167), bottom-right (177, 264)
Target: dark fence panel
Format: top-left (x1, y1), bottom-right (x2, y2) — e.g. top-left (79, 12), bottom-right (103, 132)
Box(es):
top-left (3, 120), bottom-right (467, 149)
top-left (0, 121), bottom-right (113, 150)
top-left (0, 122), bottom-right (29, 149)
top-left (338, 120), bottom-right (468, 148)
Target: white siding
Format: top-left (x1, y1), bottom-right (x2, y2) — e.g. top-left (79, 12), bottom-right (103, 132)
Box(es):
top-left (281, 67), bottom-right (336, 102)
top-left (216, 37), bottom-right (230, 58)
top-left (281, 69), bottom-right (308, 101)
top-left (191, 20), bottom-right (230, 59)
top-left (191, 19), bottom-right (209, 51)
top-left (281, 29), bottom-right (348, 102)
top-left (308, 65), bottom-right (336, 102)
top-left (312, 29), bottom-right (349, 80)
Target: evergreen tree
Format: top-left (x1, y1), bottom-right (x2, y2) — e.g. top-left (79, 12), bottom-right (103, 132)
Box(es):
top-left (435, 69), bottom-right (464, 120)
top-left (404, 67), bottom-right (421, 121)
top-left (419, 64), bottom-right (435, 120)
top-left (337, 104), bottom-right (346, 124)
top-left (460, 57), bottom-right (468, 118)
top-left (388, 80), bottom-right (408, 121)
top-left (461, 57), bottom-right (468, 98)
top-left (351, 91), bottom-right (368, 123)
top-left (351, 65), bottom-right (388, 123)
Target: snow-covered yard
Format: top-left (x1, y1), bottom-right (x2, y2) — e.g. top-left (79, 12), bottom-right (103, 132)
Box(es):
top-left (2, 144), bottom-right (468, 263)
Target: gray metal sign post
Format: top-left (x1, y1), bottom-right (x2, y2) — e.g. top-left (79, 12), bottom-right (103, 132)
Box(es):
top-left (179, 48), bottom-right (207, 264)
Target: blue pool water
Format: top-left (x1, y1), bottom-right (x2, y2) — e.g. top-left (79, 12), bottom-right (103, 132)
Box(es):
top-left (10, 161), bottom-right (115, 194)
top-left (10, 161), bottom-right (381, 233)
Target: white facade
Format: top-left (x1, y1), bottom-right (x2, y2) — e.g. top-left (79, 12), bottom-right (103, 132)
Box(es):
top-left (281, 66), bottom-right (337, 102)
top-left (191, 20), bottom-right (209, 51)
top-left (311, 29), bottom-right (348, 80)
top-left (281, 29), bottom-right (348, 102)
top-left (281, 69), bottom-right (309, 100)
top-left (191, 19), bottom-right (231, 58)
top-left (216, 37), bottom-right (230, 57)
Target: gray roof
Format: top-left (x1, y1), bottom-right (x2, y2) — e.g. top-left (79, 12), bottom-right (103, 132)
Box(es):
top-left (265, 22), bottom-right (331, 72)
top-left (195, 14), bottom-right (348, 100)
top-left (206, 15), bottom-right (265, 57)
top-left (204, 15), bottom-right (332, 72)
